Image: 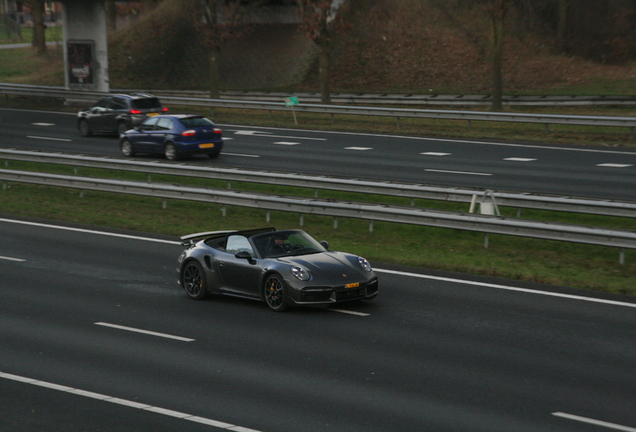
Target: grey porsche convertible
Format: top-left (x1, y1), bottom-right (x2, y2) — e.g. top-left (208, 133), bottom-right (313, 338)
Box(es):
top-left (177, 228), bottom-right (378, 311)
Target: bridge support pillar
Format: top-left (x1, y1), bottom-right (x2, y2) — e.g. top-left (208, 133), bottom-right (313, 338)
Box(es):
top-left (62, 0), bottom-right (109, 93)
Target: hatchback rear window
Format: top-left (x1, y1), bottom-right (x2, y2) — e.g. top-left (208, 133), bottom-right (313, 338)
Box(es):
top-left (180, 117), bottom-right (215, 127)
top-left (131, 98), bottom-right (162, 109)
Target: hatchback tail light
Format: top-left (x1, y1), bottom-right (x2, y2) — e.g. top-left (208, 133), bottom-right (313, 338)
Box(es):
top-left (161, 107), bottom-right (169, 113)
top-left (129, 109), bottom-right (142, 114)
top-left (182, 130), bottom-right (196, 137)
top-left (213, 128), bottom-right (222, 134)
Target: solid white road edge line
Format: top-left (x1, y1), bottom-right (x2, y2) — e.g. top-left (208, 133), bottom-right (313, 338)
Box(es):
top-left (553, 412), bottom-right (636, 432)
top-left (0, 371), bottom-right (263, 432)
top-left (0, 218), bottom-right (181, 245)
top-left (374, 269), bottom-right (636, 308)
top-left (94, 322), bottom-right (195, 342)
top-left (3, 218), bottom-right (635, 309)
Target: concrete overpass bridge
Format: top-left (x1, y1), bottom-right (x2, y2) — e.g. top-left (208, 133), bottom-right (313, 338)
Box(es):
top-left (60, 0), bottom-right (302, 93)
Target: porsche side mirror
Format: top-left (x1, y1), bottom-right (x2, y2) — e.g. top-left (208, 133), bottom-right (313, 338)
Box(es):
top-left (235, 250), bottom-right (255, 263)
top-left (320, 240), bottom-right (330, 250)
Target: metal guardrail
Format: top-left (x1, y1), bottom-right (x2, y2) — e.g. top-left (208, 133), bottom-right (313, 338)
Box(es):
top-left (2, 169), bottom-right (636, 255)
top-left (150, 90), bottom-right (636, 107)
top-left (2, 84), bottom-right (636, 132)
top-left (2, 148), bottom-right (636, 218)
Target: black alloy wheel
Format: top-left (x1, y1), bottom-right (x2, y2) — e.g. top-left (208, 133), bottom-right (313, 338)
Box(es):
top-left (263, 274), bottom-right (288, 312)
top-left (182, 261), bottom-right (208, 300)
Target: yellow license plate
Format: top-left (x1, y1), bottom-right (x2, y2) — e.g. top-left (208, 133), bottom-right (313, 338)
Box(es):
top-left (147, 113), bottom-right (158, 117)
top-left (345, 282), bottom-right (360, 289)
top-left (199, 143), bottom-right (215, 149)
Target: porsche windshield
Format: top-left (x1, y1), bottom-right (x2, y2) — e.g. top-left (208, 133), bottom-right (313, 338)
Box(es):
top-left (253, 230), bottom-right (326, 258)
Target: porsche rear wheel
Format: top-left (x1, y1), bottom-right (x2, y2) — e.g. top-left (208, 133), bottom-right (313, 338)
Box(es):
top-left (182, 261), bottom-right (208, 300)
top-left (263, 274), bottom-right (288, 312)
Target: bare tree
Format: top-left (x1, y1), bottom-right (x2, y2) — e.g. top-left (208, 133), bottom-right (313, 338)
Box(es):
top-left (296, 0), bottom-right (346, 104)
top-left (484, 0), bottom-right (514, 112)
top-left (25, 0), bottom-right (47, 55)
top-left (193, 0), bottom-right (268, 99)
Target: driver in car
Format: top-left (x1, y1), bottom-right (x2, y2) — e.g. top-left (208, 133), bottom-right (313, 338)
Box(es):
top-left (267, 235), bottom-right (291, 256)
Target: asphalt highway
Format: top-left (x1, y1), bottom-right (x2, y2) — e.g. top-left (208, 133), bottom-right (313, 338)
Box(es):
top-left (1, 217), bottom-right (635, 432)
top-left (1, 107), bottom-right (636, 201)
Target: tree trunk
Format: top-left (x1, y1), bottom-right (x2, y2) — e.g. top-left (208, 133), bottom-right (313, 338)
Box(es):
top-left (557, 0), bottom-right (568, 53)
top-left (31, 0), bottom-right (47, 55)
top-left (200, 0), bottom-right (221, 99)
top-left (209, 45), bottom-right (221, 99)
top-left (105, 0), bottom-right (117, 30)
top-left (490, 1), bottom-right (505, 112)
top-left (318, 44), bottom-right (331, 104)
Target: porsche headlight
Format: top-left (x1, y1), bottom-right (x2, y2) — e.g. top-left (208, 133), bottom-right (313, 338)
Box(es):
top-left (291, 266), bottom-right (310, 281)
top-left (358, 257), bottom-right (372, 272)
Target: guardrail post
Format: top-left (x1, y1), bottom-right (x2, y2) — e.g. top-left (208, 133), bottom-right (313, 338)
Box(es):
top-left (299, 214), bottom-right (304, 226)
top-left (484, 233), bottom-right (489, 248)
top-left (2, 181), bottom-right (6, 190)
top-left (333, 217), bottom-right (338, 229)
top-left (619, 248), bottom-right (625, 264)
top-left (266, 210), bottom-right (270, 223)
top-left (162, 198), bottom-right (167, 209)
top-left (221, 205), bottom-right (226, 217)
top-left (369, 220), bottom-right (374, 233)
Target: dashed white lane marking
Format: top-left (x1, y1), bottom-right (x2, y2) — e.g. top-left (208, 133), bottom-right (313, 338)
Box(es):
top-left (553, 412), bottom-right (636, 432)
top-left (27, 136), bottom-right (71, 142)
top-left (504, 157), bottom-right (537, 162)
top-left (0, 371), bottom-right (264, 432)
top-left (273, 142), bottom-right (300, 145)
top-left (222, 152), bottom-right (260, 158)
top-left (32, 123), bottom-right (55, 126)
top-left (329, 309), bottom-right (370, 316)
top-left (421, 152), bottom-right (451, 156)
top-left (0, 255), bottom-right (26, 262)
top-left (424, 168), bottom-right (492, 176)
top-left (95, 322), bottom-right (195, 342)
top-left (597, 163), bottom-right (633, 168)
top-left (233, 130), bottom-right (326, 141)
top-left (344, 147), bottom-right (373, 151)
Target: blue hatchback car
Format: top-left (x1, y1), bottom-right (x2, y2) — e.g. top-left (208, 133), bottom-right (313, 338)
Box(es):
top-left (119, 114), bottom-right (224, 160)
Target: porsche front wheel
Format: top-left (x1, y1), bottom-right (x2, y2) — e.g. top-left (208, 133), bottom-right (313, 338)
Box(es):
top-left (263, 275), bottom-right (288, 312)
top-left (182, 261), bottom-right (208, 300)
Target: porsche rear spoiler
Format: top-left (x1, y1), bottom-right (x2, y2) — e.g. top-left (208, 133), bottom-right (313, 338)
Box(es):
top-left (180, 230), bottom-right (237, 247)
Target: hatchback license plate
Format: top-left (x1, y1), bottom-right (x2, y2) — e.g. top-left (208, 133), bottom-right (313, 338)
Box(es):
top-left (199, 143), bottom-right (215, 149)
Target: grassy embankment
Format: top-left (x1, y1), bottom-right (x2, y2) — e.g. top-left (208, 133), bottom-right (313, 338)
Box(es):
top-left (0, 38), bottom-right (635, 296)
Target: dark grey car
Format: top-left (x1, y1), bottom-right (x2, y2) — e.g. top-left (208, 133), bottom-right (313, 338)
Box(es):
top-left (177, 228), bottom-right (379, 311)
top-left (77, 93), bottom-right (167, 137)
